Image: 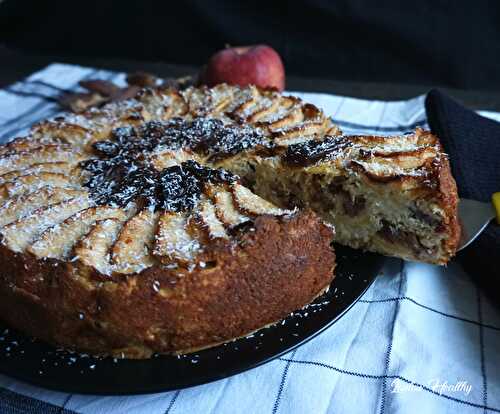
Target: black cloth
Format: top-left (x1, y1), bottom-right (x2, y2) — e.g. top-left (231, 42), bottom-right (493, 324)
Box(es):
top-left (1, 0), bottom-right (500, 90)
top-left (425, 90), bottom-right (500, 300)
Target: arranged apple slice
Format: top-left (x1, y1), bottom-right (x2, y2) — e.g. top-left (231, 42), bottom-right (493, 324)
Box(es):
top-left (0, 172), bottom-right (78, 201)
top-left (0, 187), bottom-right (87, 227)
top-left (194, 199), bottom-right (228, 240)
top-left (272, 103), bottom-right (338, 143)
top-left (223, 86), bottom-right (260, 119)
top-left (242, 91), bottom-right (281, 123)
top-left (74, 218), bottom-right (125, 275)
top-left (28, 206), bottom-right (128, 259)
top-left (150, 148), bottom-right (196, 171)
top-left (31, 120), bottom-right (90, 147)
top-left (0, 145), bottom-right (85, 175)
top-left (138, 88), bottom-right (188, 120)
top-left (231, 183), bottom-right (290, 216)
top-left (0, 162), bottom-right (74, 184)
top-left (0, 197), bottom-right (90, 252)
top-left (264, 103), bottom-right (304, 130)
top-left (207, 184), bottom-right (250, 227)
top-left (182, 84), bottom-right (240, 117)
top-left (153, 211), bottom-right (200, 265)
top-left (111, 209), bottom-right (160, 274)
top-left (0, 137), bottom-right (46, 156)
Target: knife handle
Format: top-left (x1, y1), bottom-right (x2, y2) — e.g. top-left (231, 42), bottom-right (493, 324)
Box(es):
top-left (493, 193), bottom-right (500, 224)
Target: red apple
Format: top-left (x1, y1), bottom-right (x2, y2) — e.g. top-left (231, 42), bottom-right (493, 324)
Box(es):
top-left (201, 45), bottom-right (285, 91)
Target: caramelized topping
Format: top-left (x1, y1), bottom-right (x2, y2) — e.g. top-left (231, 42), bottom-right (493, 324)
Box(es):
top-left (158, 161), bottom-right (236, 212)
top-left (184, 118), bottom-right (272, 162)
top-left (283, 136), bottom-right (353, 167)
top-left (81, 153), bottom-right (237, 212)
top-left (92, 117), bottom-right (272, 162)
top-left (80, 117), bottom-right (273, 210)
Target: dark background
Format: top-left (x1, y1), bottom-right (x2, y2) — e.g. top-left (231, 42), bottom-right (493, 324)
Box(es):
top-left (1, 0), bottom-right (499, 91)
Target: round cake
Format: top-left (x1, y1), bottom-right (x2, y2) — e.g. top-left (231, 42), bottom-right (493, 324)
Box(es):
top-left (0, 84), bottom-right (337, 358)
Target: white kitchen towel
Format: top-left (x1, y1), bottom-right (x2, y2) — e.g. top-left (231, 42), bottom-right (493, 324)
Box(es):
top-left (0, 63), bottom-right (499, 414)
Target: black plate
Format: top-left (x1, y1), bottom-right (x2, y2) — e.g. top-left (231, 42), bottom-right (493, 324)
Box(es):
top-left (0, 244), bottom-right (384, 395)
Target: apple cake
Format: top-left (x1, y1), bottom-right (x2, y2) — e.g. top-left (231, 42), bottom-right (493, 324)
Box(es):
top-left (0, 83), bottom-right (459, 357)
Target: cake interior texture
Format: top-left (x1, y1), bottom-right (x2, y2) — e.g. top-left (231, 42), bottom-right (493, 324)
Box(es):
top-left (250, 129), bottom-right (460, 265)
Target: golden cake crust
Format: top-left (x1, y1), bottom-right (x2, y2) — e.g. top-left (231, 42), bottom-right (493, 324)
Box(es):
top-left (0, 211), bottom-right (334, 358)
top-left (432, 153), bottom-right (461, 261)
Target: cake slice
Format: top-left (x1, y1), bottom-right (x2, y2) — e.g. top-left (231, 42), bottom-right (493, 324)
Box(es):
top-left (253, 128), bottom-right (460, 264)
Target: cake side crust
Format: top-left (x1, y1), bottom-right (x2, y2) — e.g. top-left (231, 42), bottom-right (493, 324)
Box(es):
top-left (0, 211), bottom-right (335, 358)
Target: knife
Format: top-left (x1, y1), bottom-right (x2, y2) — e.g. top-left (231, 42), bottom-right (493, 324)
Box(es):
top-left (458, 193), bottom-right (500, 250)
